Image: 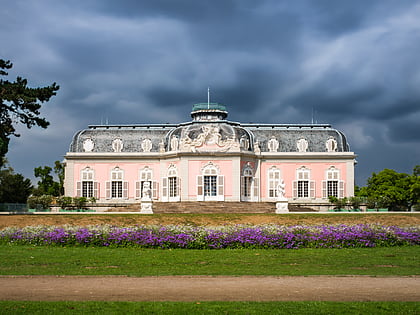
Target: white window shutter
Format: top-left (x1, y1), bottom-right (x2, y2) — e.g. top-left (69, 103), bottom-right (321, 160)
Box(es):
top-left (310, 180), bottom-right (315, 198)
top-left (339, 180), bottom-right (345, 198)
top-left (292, 180), bottom-right (298, 198)
top-left (93, 182), bottom-right (99, 199)
top-left (152, 181), bottom-right (159, 200)
top-left (176, 177), bottom-right (181, 197)
top-left (197, 175), bottom-right (204, 201)
top-left (322, 180), bottom-right (327, 199)
top-left (240, 176), bottom-right (245, 198)
top-left (135, 181), bottom-right (141, 199)
top-left (217, 175), bottom-right (224, 201)
top-left (253, 177), bottom-right (259, 201)
top-left (162, 177), bottom-right (168, 201)
top-left (106, 181), bottom-right (111, 199)
top-left (123, 181), bottom-right (129, 199)
top-left (76, 181), bottom-right (82, 197)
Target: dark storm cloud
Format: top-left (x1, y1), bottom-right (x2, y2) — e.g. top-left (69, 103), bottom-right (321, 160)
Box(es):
top-left (1, 0), bottom-right (420, 184)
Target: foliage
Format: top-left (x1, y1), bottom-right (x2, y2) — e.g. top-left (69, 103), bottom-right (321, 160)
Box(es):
top-left (1, 224), bottom-right (418, 248)
top-left (0, 166), bottom-right (32, 203)
top-left (0, 59), bottom-right (59, 167)
top-left (33, 161), bottom-right (64, 196)
top-left (357, 166), bottom-right (420, 211)
top-left (55, 196), bottom-right (95, 210)
top-left (55, 196), bottom-right (73, 210)
top-left (27, 195), bottom-right (53, 210)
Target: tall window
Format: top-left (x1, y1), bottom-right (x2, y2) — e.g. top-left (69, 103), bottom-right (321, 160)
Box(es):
top-left (241, 164), bottom-right (258, 201)
top-left (268, 167), bottom-right (281, 198)
top-left (323, 167), bottom-right (344, 198)
top-left (106, 167), bottom-right (128, 199)
top-left (293, 167), bottom-right (315, 199)
top-left (197, 163), bottom-right (224, 201)
top-left (162, 165), bottom-right (180, 201)
top-left (77, 167), bottom-right (98, 198)
top-left (242, 167), bottom-right (253, 197)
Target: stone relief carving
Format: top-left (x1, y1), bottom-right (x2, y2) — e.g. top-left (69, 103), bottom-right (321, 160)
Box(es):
top-left (112, 138), bottom-right (123, 153)
top-left (83, 138), bottom-right (95, 152)
top-left (268, 137), bottom-right (279, 152)
top-left (141, 138), bottom-right (152, 152)
top-left (179, 124), bottom-right (239, 152)
top-left (326, 137), bottom-right (337, 152)
top-left (297, 138), bottom-right (308, 153)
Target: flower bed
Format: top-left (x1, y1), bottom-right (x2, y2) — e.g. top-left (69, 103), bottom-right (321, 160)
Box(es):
top-left (0, 224), bottom-right (418, 249)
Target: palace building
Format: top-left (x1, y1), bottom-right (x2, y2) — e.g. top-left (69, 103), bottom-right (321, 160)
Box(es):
top-left (64, 102), bottom-right (356, 210)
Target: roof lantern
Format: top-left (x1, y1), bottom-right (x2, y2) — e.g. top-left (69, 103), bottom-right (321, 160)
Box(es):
top-left (191, 102), bottom-right (228, 121)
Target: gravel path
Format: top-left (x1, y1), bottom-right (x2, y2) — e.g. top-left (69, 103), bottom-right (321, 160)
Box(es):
top-left (1, 276), bottom-right (419, 302)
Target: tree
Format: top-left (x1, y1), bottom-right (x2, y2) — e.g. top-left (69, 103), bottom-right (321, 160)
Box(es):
top-left (33, 160), bottom-right (64, 197)
top-left (0, 166), bottom-right (33, 203)
top-left (359, 167), bottom-right (420, 211)
top-left (54, 160), bottom-right (65, 196)
top-left (33, 166), bottom-right (60, 196)
top-left (0, 59), bottom-right (59, 167)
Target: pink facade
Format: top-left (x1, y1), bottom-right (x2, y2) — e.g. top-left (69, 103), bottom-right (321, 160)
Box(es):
top-left (64, 102), bottom-right (356, 210)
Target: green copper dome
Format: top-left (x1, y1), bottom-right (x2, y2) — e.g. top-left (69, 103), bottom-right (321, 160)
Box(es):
top-left (191, 102), bottom-right (228, 121)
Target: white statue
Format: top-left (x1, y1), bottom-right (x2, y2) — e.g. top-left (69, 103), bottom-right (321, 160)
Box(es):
top-left (142, 181), bottom-right (152, 200)
top-left (170, 135), bottom-right (179, 151)
top-left (276, 179), bottom-right (286, 199)
top-left (275, 179), bottom-right (289, 213)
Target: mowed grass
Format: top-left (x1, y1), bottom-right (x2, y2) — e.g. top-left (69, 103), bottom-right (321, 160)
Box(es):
top-left (1, 301), bottom-right (419, 315)
top-left (1, 214), bottom-right (419, 314)
top-left (0, 245), bottom-right (418, 276)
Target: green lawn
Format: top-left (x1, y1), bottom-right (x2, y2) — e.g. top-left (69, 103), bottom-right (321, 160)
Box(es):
top-left (0, 245), bottom-right (418, 276)
top-left (0, 301), bottom-right (419, 315)
top-left (1, 245), bottom-right (419, 314)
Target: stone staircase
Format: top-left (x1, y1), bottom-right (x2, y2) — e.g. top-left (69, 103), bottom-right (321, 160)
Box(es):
top-left (105, 202), bottom-right (317, 213)
top-left (106, 201), bottom-right (275, 213)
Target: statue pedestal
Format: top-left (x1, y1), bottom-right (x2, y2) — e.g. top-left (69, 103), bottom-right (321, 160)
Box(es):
top-left (275, 198), bottom-right (289, 213)
top-left (140, 199), bottom-right (153, 214)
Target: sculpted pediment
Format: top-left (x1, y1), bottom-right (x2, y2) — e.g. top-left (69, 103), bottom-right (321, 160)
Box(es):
top-left (179, 124), bottom-right (240, 152)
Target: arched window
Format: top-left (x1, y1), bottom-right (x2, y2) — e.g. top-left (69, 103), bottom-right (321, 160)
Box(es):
top-left (268, 166), bottom-right (281, 198)
top-left (322, 166), bottom-right (344, 198)
top-left (197, 162), bottom-right (224, 201)
top-left (106, 167), bottom-right (128, 199)
top-left (293, 167), bottom-right (315, 199)
top-left (241, 163), bottom-right (259, 201)
top-left (76, 167), bottom-right (99, 198)
top-left (162, 165), bottom-right (180, 202)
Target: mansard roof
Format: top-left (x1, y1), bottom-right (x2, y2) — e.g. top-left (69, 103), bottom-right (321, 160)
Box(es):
top-left (68, 103), bottom-right (351, 154)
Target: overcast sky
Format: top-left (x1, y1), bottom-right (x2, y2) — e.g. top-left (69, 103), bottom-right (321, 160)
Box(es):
top-left (1, 0), bottom-right (419, 186)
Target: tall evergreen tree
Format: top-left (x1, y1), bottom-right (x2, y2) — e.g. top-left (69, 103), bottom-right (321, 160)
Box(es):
top-left (0, 59), bottom-right (59, 167)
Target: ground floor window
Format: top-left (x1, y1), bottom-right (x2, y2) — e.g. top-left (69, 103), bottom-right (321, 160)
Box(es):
top-left (327, 180), bottom-right (338, 198)
top-left (111, 181), bottom-right (123, 198)
top-left (204, 175), bottom-right (217, 196)
top-left (242, 176), bottom-right (252, 197)
top-left (169, 177), bottom-right (178, 198)
top-left (297, 180), bottom-right (309, 198)
top-left (82, 181), bottom-right (93, 198)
